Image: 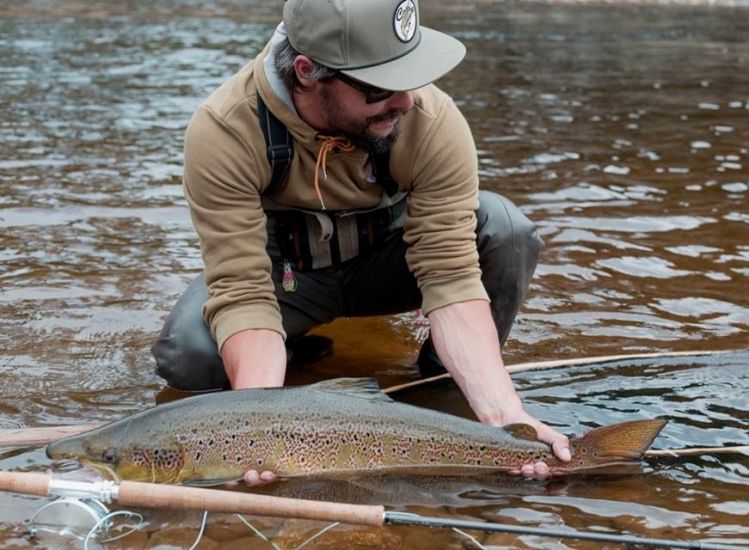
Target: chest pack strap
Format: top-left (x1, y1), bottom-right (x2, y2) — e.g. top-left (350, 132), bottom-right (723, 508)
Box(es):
top-left (257, 95), bottom-right (398, 196)
top-left (370, 151), bottom-right (399, 197)
top-left (258, 96), bottom-right (294, 194)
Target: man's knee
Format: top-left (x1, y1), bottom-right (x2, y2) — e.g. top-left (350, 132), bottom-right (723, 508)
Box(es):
top-left (475, 191), bottom-right (542, 342)
top-left (476, 190), bottom-right (543, 265)
top-left (151, 274), bottom-right (229, 391)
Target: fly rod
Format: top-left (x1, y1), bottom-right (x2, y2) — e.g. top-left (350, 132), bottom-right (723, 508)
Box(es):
top-left (383, 348), bottom-right (736, 394)
top-left (0, 471), bottom-right (384, 526)
top-left (0, 471), bottom-right (744, 550)
top-left (383, 512), bottom-right (747, 550)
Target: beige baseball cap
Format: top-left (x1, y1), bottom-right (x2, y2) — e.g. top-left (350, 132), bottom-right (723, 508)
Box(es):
top-left (283, 0), bottom-right (466, 92)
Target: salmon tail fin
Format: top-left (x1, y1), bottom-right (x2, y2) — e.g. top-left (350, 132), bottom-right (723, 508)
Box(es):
top-left (573, 419), bottom-right (667, 463)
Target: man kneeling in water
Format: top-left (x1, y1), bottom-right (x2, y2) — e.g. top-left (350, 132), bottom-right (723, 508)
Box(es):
top-left (152, 0), bottom-right (571, 483)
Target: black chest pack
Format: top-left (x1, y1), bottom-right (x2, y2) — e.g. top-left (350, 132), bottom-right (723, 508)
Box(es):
top-left (257, 96), bottom-right (406, 270)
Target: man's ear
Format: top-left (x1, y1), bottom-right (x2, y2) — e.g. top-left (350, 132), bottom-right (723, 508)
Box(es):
top-left (293, 55), bottom-right (318, 90)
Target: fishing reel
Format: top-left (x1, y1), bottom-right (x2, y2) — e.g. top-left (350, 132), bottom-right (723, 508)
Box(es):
top-left (25, 483), bottom-right (144, 546)
top-left (27, 496), bottom-right (111, 540)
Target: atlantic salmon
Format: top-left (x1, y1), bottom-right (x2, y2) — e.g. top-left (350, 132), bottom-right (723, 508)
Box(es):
top-left (46, 378), bottom-right (666, 485)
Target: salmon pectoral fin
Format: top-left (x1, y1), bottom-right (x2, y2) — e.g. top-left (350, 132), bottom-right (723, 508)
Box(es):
top-left (574, 419), bottom-right (667, 462)
top-left (181, 474), bottom-right (245, 487)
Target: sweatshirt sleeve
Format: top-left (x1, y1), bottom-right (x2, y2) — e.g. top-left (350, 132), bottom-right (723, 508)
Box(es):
top-left (182, 104), bottom-right (285, 350)
top-left (403, 96), bottom-right (489, 314)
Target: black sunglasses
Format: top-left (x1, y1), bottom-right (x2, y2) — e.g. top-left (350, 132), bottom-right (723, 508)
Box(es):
top-left (334, 73), bottom-right (396, 104)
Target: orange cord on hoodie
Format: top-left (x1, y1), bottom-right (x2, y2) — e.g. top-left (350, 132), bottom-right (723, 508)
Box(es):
top-left (314, 136), bottom-right (354, 210)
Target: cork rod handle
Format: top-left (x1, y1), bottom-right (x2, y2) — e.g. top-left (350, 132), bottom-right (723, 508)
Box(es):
top-left (0, 471), bottom-right (51, 497)
top-left (117, 480), bottom-right (385, 526)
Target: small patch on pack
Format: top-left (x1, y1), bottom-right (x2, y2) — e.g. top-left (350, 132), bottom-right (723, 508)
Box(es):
top-left (282, 260), bottom-right (297, 292)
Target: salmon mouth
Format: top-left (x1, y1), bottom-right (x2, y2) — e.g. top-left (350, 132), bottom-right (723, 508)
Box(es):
top-left (46, 437), bottom-right (87, 460)
top-left (78, 459), bottom-right (122, 482)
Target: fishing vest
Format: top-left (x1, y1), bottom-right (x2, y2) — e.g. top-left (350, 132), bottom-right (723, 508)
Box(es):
top-left (258, 96), bottom-right (407, 270)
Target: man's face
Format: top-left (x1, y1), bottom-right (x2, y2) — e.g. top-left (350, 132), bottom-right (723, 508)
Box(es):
top-left (319, 78), bottom-right (414, 153)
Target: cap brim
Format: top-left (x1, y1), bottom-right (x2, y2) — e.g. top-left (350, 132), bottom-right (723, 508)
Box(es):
top-left (340, 27), bottom-right (466, 92)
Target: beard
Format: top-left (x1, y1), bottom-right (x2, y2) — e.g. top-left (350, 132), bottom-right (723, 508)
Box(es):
top-left (320, 87), bottom-right (406, 154)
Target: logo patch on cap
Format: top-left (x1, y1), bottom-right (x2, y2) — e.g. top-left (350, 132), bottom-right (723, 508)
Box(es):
top-left (393, 0), bottom-right (417, 43)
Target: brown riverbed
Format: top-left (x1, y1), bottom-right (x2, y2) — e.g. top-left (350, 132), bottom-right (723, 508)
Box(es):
top-left (0, 0), bottom-right (747, 548)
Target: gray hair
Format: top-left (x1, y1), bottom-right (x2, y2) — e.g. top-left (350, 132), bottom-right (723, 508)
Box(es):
top-left (273, 37), bottom-right (337, 92)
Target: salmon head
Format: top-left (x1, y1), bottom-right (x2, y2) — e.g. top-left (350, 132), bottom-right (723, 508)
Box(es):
top-left (46, 416), bottom-right (186, 483)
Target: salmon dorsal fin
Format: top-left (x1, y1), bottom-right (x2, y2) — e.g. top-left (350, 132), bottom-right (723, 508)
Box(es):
top-left (309, 377), bottom-right (393, 403)
top-left (575, 419), bottom-right (667, 459)
top-left (504, 423), bottom-right (539, 441)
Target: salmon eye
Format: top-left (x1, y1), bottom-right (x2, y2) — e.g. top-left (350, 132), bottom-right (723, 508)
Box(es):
top-left (102, 450), bottom-right (118, 463)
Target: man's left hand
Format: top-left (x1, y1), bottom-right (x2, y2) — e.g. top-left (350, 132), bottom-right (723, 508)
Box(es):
top-left (499, 408), bottom-right (571, 480)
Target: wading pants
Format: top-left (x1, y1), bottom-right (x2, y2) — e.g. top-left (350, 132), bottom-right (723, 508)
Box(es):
top-left (152, 191), bottom-right (542, 391)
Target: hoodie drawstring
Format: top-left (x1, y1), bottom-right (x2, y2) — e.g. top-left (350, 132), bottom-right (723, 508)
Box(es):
top-left (314, 135), bottom-right (354, 210)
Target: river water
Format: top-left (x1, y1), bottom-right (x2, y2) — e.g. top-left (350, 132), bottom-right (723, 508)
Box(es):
top-left (0, 0), bottom-right (747, 548)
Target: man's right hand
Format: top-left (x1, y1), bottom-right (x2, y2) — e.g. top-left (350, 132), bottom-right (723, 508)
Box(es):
top-left (221, 329), bottom-right (287, 484)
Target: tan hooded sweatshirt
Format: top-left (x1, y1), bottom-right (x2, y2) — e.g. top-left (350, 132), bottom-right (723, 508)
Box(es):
top-left (183, 39), bottom-right (488, 350)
